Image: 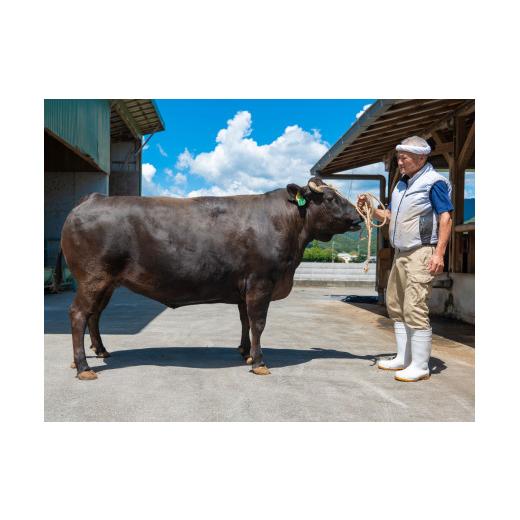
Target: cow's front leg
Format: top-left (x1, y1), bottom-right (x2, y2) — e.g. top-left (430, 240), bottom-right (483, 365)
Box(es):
top-left (246, 281), bottom-right (272, 375)
top-left (237, 301), bottom-right (252, 365)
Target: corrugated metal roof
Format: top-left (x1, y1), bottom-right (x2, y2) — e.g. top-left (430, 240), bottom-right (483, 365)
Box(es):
top-left (44, 99), bottom-right (111, 173)
top-left (45, 99), bottom-right (165, 172)
top-left (110, 99), bottom-right (165, 141)
top-left (311, 99), bottom-right (474, 175)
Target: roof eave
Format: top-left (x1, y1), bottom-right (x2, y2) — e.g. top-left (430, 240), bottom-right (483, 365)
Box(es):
top-left (310, 99), bottom-right (401, 175)
top-left (148, 99), bottom-right (166, 134)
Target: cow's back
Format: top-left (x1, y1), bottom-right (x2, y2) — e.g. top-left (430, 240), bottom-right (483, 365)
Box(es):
top-left (61, 191), bottom-right (297, 306)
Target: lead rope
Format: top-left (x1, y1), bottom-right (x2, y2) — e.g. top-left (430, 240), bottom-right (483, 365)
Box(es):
top-left (354, 193), bottom-right (388, 273)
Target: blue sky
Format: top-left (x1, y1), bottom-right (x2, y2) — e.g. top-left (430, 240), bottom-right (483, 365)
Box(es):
top-left (141, 99), bottom-right (474, 202)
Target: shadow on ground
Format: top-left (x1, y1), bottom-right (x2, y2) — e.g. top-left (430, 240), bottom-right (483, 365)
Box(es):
top-left (339, 298), bottom-right (474, 348)
top-left (86, 346), bottom-right (446, 376)
top-left (44, 288), bottom-right (167, 335)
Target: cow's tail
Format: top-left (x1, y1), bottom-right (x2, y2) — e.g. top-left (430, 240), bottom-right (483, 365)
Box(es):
top-left (52, 248), bottom-right (63, 293)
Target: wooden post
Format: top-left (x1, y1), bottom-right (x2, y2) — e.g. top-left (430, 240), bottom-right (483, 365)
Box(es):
top-left (431, 130), bottom-right (454, 170)
top-left (377, 155), bottom-right (398, 304)
top-left (458, 121), bottom-right (475, 171)
top-left (388, 155), bottom-right (400, 200)
top-left (450, 116), bottom-right (468, 273)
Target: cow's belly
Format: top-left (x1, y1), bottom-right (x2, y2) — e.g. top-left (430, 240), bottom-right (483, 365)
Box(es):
top-left (122, 279), bottom-right (243, 307)
top-left (120, 261), bottom-right (243, 307)
top-left (118, 248), bottom-right (297, 306)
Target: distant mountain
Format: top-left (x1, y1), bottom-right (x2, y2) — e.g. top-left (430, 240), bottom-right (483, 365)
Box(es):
top-left (313, 223), bottom-right (378, 255)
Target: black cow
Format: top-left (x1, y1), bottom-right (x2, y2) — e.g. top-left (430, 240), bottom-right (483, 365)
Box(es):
top-left (54, 177), bottom-right (362, 379)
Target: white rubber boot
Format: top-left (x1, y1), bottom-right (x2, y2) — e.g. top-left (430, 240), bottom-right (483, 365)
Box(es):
top-left (395, 328), bottom-right (432, 382)
top-left (378, 321), bottom-right (411, 370)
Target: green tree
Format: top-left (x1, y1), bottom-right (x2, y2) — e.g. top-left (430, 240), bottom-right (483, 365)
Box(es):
top-left (302, 246), bottom-right (340, 262)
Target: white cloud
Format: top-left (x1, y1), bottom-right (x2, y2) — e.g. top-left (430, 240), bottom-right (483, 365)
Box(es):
top-left (176, 148), bottom-right (193, 170)
top-left (142, 163), bottom-right (187, 197)
top-left (142, 163), bottom-right (157, 182)
top-left (142, 162), bottom-right (175, 196)
top-left (464, 170), bottom-right (475, 198)
top-left (343, 162), bottom-right (386, 176)
top-left (355, 103), bottom-right (372, 120)
top-left (175, 110), bottom-right (329, 196)
top-left (142, 179), bottom-right (185, 198)
top-left (318, 162), bottom-right (387, 202)
top-left (187, 182), bottom-right (255, 198)
top-left (142, 176), bottom-right (185, 198)
top-left (174, 173), bottom-right (187, 185)
top-left (157, 143), bottom-right (168, 157)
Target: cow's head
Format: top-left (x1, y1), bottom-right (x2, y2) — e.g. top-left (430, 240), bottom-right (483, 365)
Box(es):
top-left (287, 177), bottom-right (362, 241)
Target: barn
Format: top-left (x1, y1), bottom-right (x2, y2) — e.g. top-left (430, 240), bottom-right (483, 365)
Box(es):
top-left (44, 99), bottom-right (165, 287)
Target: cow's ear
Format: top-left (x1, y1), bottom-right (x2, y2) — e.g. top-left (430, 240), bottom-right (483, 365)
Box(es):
top-left (287, 183), bottom-right (307, 206)
top-left (286, 184), bottom-right (300, 201)
top-left (301, 185), bottom-right (312, 198)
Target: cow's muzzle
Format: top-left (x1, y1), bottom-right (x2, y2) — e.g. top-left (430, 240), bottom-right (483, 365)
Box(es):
top-left (349, 217), bottom-right (363, 231)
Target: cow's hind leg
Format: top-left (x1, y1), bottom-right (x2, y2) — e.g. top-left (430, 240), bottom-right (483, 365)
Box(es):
top-left (237, 301), bottom-right (253, 365)
top-left (246, 280), bottom-right (272, 375)
top-left (88, 286), bottom-right (115, 358)
top-left (69, 280), bottom-right (112, 380)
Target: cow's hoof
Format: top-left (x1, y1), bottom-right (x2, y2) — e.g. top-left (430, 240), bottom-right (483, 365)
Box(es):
top-left (91, 345), bottom-right (111, 358)
top-left (251, 366), bottom-right (271, 376)
top-left (245, 356), bottom-right (253, 365)
top-left (70, 361), bottom-right (76, 369)
top-left (77, 370), bottom-right (97, 380)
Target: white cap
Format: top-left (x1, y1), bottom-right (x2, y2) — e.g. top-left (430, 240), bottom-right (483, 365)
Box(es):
top-left (395, 135), bottom-right (431, 155)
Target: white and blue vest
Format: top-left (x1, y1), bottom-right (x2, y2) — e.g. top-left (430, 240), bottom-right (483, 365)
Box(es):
top-left (389, 162), bottom-right (452, 252)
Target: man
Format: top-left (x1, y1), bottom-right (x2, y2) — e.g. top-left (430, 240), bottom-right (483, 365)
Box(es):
top-left (358, 136), bottom-right (453, 382)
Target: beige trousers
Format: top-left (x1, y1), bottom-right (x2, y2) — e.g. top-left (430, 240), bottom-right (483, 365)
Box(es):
top-left (386, 245), bottom-right (435, 330)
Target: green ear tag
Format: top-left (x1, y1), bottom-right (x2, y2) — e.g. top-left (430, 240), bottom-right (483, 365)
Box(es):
top-left (296, 192), bottom-right (307, 207)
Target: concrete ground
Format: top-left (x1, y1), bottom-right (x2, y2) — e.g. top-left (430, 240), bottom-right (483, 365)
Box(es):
top-left (44, 286), bottom-right (474, 421)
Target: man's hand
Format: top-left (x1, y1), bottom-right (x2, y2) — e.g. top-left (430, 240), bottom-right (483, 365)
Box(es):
top-left (357, 194), bottom-right (370, 213)
top-left (358, 194), bottom-right (391, 223)
top-left (428, 253), bottom-right (444, 275)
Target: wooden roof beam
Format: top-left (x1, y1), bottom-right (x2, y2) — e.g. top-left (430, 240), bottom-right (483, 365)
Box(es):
top-left (378, 100), bottom-right (462, 123)
top-left (111, 100), bottom-right (142, 141)
top-left (431, 130), bottom-right (454, 169)
top-left (424, 100), bottom-right (475, 138)
top-left (363, 112), bottom-right (456, 136)
top-left (458, 121), bottom-right (475, 171)
top-left (337, 134), bottom-right (423, 156)
top-left (322, 154), bottom-right (386, 173)
top-left (332, 137), bottom-right (451, 174)
top-left (382, 99), bottom-right (455, 116)
top-left (350, 119), bottom-right (446, 147)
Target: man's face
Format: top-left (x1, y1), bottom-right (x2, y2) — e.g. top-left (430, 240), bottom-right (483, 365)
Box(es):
top-left (397, 151), bottom-right (427, 177)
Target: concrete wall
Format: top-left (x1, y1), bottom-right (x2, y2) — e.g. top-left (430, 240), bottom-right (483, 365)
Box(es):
top-left (294, 262), bottom-right (376, 287)
top-left (430, 273), bottom-right (475, 324)
top-left (45, 140), bottom-right (143, 268)
top-left (109, 140), bottom-right (141, 196)
top-left (44, 170), bottom-right (108, 266)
